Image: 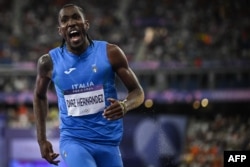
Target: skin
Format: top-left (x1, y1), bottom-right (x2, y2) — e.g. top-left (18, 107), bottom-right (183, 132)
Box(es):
top-left (33, 4), bottom-right (144, 165)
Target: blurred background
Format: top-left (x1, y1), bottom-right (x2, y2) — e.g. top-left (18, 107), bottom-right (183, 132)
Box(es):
top-left (0, 0), bottom-right (250, 167)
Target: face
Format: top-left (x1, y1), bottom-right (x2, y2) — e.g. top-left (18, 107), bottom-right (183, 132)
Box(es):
top-left (58, 6), bottom-right (89, 52)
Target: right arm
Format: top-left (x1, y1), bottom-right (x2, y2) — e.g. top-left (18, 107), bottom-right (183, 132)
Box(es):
top-left (33, 54), bottom-right (60, 165)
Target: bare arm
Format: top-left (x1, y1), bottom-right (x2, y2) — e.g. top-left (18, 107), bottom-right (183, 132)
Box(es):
top-left (103, 44), bottom-right (145, 120)
top-left (33, 54), bottom-right (52, 143)
top-left (33, 54), bottom-right (59, 165)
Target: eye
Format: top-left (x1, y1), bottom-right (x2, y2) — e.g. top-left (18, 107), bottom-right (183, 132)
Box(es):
top-left (72, 14), bottom-right (81, 20)
top-left (60, 16), bottom-right (69, 23)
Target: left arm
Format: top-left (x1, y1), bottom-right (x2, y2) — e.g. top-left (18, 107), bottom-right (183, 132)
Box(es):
top-left (103, 43), bottom-right (145, 120)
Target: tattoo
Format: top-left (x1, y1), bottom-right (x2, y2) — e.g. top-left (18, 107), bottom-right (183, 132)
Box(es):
top-left (38, 54), bottom-right (53, 77)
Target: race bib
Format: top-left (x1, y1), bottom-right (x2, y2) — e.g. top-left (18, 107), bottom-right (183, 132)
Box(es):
top-left (64, 85), bottom-right (105, 116)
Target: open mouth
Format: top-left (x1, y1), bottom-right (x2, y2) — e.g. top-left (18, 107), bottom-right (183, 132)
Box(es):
top-left (69, 30), bottom-right (81, 42)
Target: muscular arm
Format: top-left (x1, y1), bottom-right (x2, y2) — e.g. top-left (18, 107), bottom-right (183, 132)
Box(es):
top-left (33, 54), bottom-right (52, 143)
top-left (103, 44), bottom-right (145, 120)
top-left (33, 54), bottom-right (59, 165)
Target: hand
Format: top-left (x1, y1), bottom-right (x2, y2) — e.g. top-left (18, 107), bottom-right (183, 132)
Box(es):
top-left (39, 140), bottom-right (60, 166)
top-left (103, 98), bottom-right (125, 120)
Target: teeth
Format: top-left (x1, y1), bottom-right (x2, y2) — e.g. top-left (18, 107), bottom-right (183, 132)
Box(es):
top-left (70, 30), bottom-right (77, 34)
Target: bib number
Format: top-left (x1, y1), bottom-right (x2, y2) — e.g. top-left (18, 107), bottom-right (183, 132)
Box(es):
top-left (64, 85), bottom-right (105, 116)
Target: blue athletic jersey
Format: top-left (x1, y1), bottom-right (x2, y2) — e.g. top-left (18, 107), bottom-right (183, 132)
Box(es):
top-left (49, 40), bottom-right (123, 145)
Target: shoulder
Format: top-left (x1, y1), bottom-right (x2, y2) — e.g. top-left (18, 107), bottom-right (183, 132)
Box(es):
top-left (38, 54), bottom-right (52, 65)
top-left (107, 43), bottom-right (124, 55)
top-left (48, 46), bottom-right (61, 56)
top-left (92, 40), bottom-right (127, 65)
top-left (106, 43), bottom-right (128, 70)
top-left (92, 40), bottom-right (108, 46)
top-left (37, 54), bottom-right (53, 74)
top-left (93, 40), bottom-right (123, 56)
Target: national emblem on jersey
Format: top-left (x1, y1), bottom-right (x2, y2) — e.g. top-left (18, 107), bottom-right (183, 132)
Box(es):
top-left (92, 64), bottom-right (97, 73)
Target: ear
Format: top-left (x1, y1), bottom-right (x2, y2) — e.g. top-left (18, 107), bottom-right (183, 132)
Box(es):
top-left (84, 20), bottom-right (90, 31)
top-left (58, 27), bottom-right (63, 36)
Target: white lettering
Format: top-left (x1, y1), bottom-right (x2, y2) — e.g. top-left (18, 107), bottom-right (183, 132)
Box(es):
top-left (241, 155), bottom-right (246, 162)
top-left (71, 82), bottom-right (94, 89)
top-left (72, 84), bottom-right (78, 89)
top-left (228, 155), bottom-right (235, 162)
top-left (235, 155), bottom-right (240, 162)
top-left (228, 155), bottom-right (247, 162)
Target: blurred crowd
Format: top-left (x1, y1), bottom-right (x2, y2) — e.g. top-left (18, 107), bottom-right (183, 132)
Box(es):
top-left (180, 114), bottom-right (250, 167)
top-left (0, 0), bottom-right (250, 65)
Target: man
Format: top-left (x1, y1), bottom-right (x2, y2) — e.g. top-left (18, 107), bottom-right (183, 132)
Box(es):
top-left (33, 3), bottom-right (144, 167)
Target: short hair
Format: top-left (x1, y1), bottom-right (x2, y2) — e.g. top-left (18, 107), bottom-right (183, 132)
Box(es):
top-left (58, 4), bottom-right (86, 23)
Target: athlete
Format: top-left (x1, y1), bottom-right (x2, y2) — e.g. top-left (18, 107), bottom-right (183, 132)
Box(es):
top-left (33, 3), bottom-right (144, 167)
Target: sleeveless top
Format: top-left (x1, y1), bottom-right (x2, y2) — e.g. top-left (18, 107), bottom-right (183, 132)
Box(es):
top-left (49, 40), bottom-right (123, 145)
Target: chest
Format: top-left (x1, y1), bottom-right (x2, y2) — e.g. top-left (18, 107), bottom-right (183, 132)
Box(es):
top-left (52, 52), bottom-right (114, 90)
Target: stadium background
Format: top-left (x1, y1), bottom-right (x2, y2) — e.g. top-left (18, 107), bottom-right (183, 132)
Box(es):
top-left (0, 0), bottom-right (250, 167)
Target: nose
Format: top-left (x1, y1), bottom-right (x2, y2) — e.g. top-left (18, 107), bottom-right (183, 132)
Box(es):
top-left (67, 18), bottom-right (76, 27)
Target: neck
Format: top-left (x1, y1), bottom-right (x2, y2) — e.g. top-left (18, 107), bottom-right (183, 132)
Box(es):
top-left (67, 39), bottom-right (90, 55)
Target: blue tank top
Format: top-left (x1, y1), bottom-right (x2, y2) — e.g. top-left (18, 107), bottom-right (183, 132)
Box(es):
top-left (49, 40), bottom-right (123, 145)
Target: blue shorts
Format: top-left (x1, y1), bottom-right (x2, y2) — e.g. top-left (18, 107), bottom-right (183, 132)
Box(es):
top-left (60, 139), bottom-right (123, 167)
